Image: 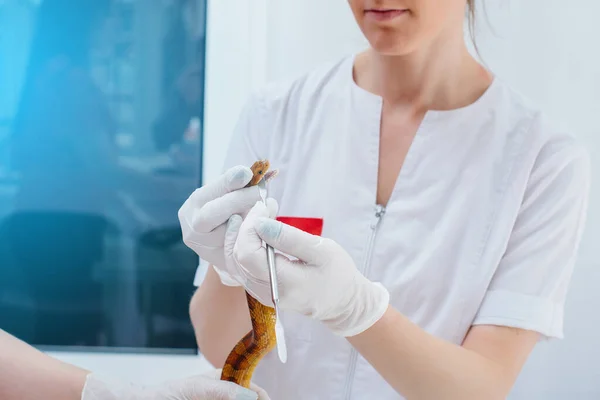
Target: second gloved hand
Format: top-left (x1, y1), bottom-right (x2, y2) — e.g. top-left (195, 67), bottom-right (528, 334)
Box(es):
top-left (178, 165), bottom-right (277, 286)
top-left (82, 368), bottom-right (270, 400)
top-left (228, 201), bottom-right (390, 337)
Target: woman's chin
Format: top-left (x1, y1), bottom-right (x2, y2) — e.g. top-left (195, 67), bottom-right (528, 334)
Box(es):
top-left (366, 37), bottom-right (417, 57)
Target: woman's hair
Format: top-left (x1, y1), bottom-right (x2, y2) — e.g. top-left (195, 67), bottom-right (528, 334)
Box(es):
top-left (466, 0), bottom-right (480, 56)
top-left (467, 1), bottom-right (475, 18)
top-left (467, 0), bottom-right (476, 33)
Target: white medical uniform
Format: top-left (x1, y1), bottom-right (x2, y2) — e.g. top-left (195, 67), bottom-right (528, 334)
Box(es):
top-left (194, 54), bottom-right (590, 399)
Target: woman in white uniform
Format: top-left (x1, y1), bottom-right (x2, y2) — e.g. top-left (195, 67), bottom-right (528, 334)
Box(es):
top-left (181, 0), bottom-right (590, 398)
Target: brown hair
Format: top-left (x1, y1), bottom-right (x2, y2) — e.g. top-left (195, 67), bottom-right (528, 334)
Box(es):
top-left (467, 0), bottom-right (479, 56)
top-left (467, 0), bottom-right (477, 32)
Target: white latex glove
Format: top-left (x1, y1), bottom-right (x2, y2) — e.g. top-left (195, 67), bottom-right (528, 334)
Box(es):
top-left (178, 165), bottom-right (277, 286)
top-left (229, 201), bottom-right (391, 337)
top-left (81, 368), bottom-right (270, 400)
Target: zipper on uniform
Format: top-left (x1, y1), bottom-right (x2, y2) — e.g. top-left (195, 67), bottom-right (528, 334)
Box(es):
top-left (342, 204), bottom-right (386, 400)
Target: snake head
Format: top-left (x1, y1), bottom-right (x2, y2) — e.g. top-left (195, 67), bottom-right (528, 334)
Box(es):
top-left (248, 160), bottom-right (278, 186)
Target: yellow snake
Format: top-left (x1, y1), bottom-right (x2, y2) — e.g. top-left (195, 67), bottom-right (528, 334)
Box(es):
top-left (220, 160), bottom-right (277, 388)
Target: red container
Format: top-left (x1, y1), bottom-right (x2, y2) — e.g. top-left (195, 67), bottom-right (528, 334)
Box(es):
top-left (275, 217), bottom-right (323, 236)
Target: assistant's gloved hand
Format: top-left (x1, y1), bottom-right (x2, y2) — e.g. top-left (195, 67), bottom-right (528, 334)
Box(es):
top-left (178, 165), bottom-right (277, 286)
top-left (82, 368), bottom-right (270, 400)
top-left (229, 201), bottom-right (390, 337)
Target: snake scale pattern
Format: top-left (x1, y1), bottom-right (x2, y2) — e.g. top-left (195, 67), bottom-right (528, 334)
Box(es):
top-left (220, 160), bottom-right (278, 388)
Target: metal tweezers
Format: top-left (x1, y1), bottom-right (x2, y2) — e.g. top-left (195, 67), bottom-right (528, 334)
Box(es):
top-left (257, 178), bottom-right (287, 363)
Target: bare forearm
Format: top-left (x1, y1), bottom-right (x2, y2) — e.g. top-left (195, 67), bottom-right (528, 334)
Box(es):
top-left (0, 330), bottom-right (88, 400)
top-left (190, 266), bottom-right (252, 366)
top-left (347, 307), bottom-right (515, 400)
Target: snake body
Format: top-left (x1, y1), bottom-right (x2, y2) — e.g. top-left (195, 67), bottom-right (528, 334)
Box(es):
top-left (220, 160), bottom-right (277, 388)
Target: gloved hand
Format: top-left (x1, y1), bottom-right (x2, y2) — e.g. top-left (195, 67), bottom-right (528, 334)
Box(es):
top-left (82, 368), bottom-right (270, 400)
top-left (178, 165), bottom-right (278, 286)
top-left (229, 201), bottom-right (391, 337)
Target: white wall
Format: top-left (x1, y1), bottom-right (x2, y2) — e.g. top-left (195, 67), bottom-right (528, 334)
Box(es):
top-left (201, 0), bottom-right (268, 183)
top-left (56, 0), bottom-right (600, 397)
top-left (264, 1), bottom-right (367, 82)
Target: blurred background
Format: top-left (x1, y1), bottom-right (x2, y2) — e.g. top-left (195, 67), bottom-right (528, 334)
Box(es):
top-left (0, 0), bottom-right (598, 398)
top-left (0, 0), bottom-right (206, 351)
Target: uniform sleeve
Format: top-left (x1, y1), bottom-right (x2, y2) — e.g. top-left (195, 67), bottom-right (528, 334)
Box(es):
top-left (193, 91), bottom-right (270, 287)
top-left (472, 138), bottom-right (591, 339)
